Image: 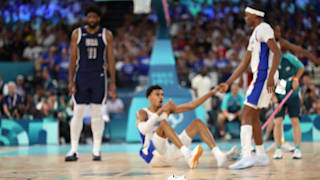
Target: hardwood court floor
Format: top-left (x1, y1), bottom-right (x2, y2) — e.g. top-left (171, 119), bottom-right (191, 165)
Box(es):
top-left (0, 142), bottom-right (319, 180)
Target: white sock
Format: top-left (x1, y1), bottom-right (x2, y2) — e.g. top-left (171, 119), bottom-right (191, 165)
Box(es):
top-left (90, 104), bottom-right (105, 156)
top-left (241, 125), bottom-right (253, 158)
top-left (256, 145), bottom-right (265, 156)
top-left (212, 146), bottom-right (223, 158)
top-left (70, 104), bottom-right (86, 154)
top-left (180, 145), bottom-right (191, 158)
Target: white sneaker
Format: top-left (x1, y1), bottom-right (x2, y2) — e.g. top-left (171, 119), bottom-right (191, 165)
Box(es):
top-left (282, 142), bottom-right (295, 152)
top-left (186, 145), bottom-right (203, 169)
top-left (273, 149), bottom-right (283, 159)
top-left (166, 175), bottom-right (187, 180)
top-left (253, 154), bottom-right (270, 166)
top-left (228, 156), bottom-right (255, 169)
top-left (215, 152), bottom-right (228, 167)
top-left (292, 149), bottom-right (302, 159)
top-left (226, 146), bottom-right (238, 160)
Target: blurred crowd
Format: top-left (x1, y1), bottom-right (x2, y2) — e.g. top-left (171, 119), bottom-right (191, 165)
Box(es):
top-left (0, 0), bottom-right (320, 142)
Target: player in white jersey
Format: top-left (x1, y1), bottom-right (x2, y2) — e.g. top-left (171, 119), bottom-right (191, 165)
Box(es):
top-left (219, 4), bottom-right (281, 169)
top-left (136, 85), bottom-right (236, 169)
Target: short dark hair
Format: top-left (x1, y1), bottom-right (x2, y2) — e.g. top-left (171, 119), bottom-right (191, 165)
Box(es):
top-left (85, 5), bottom-right (101, 17)
top-left (146, 85), bottom-right (162, 97)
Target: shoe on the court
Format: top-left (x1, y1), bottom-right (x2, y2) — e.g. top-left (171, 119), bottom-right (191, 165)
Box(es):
top-left (226, 146), bottom-right (238, 160)
top-left (92, 153), bottom-right (102, 161)
top-left (253, 154), bottom-right (270, 166)
top-left (166, 175), bottom-right (187, 180)
top-left (292, 149), bottom-right (302, 159)
top-left (273, 149), bottom-right (283, 159)
top-left (216, 146), bottom-right (238, 167)
top-left (282, 142), bottom-right (295, 152)
top-left (186, 145), bottom-right (203, 169)
top-left (65, 152), bottom-right (78, 162)
top-left (228, 156), bottom-right (255, 169)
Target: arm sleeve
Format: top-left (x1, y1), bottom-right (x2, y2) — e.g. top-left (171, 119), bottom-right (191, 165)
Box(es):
top-left (137, 113), bottom-right (160, 135)
top-left (257, 23), bottom-right (275, 43)
top-left (221, 93), bottom-right (230, 111)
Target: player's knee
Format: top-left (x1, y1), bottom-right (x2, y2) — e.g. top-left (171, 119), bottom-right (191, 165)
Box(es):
top-left (73, 104), bottom-right (87, 118)
top-left (193, 118), bottom-right (205, 128)
top-left (274, 118), bottom-right (283, 126)
top-left (159, 119), bottom-right (170, 127)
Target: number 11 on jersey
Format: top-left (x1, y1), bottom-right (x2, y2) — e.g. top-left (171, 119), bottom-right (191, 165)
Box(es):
top-left (88, 47), bottom-right (97, 59)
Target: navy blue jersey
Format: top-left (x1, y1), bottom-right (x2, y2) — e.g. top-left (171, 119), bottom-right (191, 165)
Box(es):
top-left (76, 26), bottom-right (107, 73)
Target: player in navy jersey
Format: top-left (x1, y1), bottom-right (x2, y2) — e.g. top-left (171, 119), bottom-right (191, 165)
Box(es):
top-left (65, 6), bottom-right (116, 161)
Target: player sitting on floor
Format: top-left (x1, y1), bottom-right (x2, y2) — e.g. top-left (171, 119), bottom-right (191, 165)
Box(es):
top-left (136, 85), bottom-right (236, 169)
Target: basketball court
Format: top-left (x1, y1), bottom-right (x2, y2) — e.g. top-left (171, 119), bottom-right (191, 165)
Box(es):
top-left (1, 142), bottom-right (319, 180)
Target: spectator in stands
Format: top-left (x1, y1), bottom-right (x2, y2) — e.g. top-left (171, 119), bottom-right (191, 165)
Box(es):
top-left (36, 45), bottom-right (56, 73)
top-left (192, 68), bottom-right (212, 116)
top-left (22, 38), bottom-right (43, 61)
top-left (176, 51), bottom-right (191, 87)
top-left (217, 83), bottom-right (244, 139)
top-left (119, 56), bottom-right (137, 87)
top-left (300, 72), bottom-right (320, 114)
top-left (16, 75), bottom-right (25, 97)
top-left (40, 68), bottom-right (56, 92)
top-left (54, 45), bottom-right (69, 91)
top-left (106, 91), bottom-right (124, 113)
top-left (214, 52), bottom-right (231, 83)
top-left (136, 49), bottom-right (150, 86)
top-left (2, 82), bottom-right (24, 119)
top-left (190, 52), bottom-right (205, 73)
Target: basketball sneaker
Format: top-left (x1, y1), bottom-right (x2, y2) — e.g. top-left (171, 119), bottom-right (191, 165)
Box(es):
top-left (65, 152), bottom-right (78, 162)
top-left (292, 149), bottom-right (302, 159)
top-left (226, 146), bottom-right (238, 160)
top-left (92, 153), bottom-right (101, 161)
top-left (273, 149), bottom-right (283, 159)
top-left (282, 142), bottom-right (295, 152)
top-left (215, 146), bottom-right (238, 167)
top-left (228, 156), bottom-right (255, 169)
top-left (253, 154), bottom-right (270, 166)
top-left (186, 145), bottom-right (203, 169)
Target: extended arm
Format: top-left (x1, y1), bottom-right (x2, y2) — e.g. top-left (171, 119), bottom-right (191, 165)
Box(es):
top-left (280, 39), bottom-right (319, 65)
top-left (173, 87), bottom-right (219, 114)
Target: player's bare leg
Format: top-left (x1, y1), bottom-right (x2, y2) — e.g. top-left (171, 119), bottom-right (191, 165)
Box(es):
top-left (252, 109), bottom-right (270, 166)
top-left (156, 120), bottom-right (203, 168)
top-left (229, 105), bottom-right (256, 169)
top-left (185, 119), bottom-right (237, 167)
top-left (291, 117), bottom-right (302, 159)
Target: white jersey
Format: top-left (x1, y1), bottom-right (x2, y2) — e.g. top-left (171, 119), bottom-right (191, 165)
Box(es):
top-left (247, 22), bottom-right (275, 74)
top-left (244, 22), bottom-right (279, 109)
top-left (138, 108), bottom-right (160, 161)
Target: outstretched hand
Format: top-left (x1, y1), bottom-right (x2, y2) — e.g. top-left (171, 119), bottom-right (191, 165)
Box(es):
top-left (163, 99), bottom-right (176, 114)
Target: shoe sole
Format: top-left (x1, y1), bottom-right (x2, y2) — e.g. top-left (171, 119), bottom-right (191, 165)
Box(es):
top-left (93, 157), bottom-right (101, 161)
top-left (65, 158), bottom-right (78, 162)
top-left (292, 157), bottom-right (302, 159)
top-left (273, 157), bottom-right (283, 160)
top-left (191, 146), bottom-right (203, 169)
